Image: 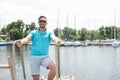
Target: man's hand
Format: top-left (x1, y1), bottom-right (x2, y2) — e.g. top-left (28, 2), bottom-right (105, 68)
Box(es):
top-left (56, 39), bottom-right (61, 46)
top-left (16, 40), bottom-right (22, 47)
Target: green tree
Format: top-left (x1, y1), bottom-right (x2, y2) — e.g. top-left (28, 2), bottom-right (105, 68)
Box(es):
top-left (99, 26), bottom-right (106, 39)
top-left (62, 27), bottom-right (77, 40)
top-left (6, 20), bottom-right (25, 39)
top-left (0, 30), bottom-right (1, 35)
top-left (105, 26), bottom-right (111, 39)
top-left (29, 22), bottom-right (36, 31)
top-left (116, 27), bottom-right (120, 39)
top-left (1, 27), bottom-right (6, 34)
top-left (80, 28), bottom-right (87, 41)
top-left (23, 22), bottom-right (36, 37)
top-left (62, 27), bottom-right (68, 40)
top-left (54, 28), bottom-right (61, 37)
top-left (9, 28), bottom-right (20, 40)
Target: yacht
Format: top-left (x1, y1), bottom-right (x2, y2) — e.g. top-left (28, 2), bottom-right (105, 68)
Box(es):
top-left (0, 42), bottom-right (8, 46)
top-left (63, 41), bottom-right (73, 46)
top-left (73, 41), bottom-right (81, 47)
top-left (112, 40), bottom-right (120, 47)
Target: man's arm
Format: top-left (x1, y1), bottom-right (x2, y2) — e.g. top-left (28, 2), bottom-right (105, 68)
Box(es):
top-left (16, 34), bottom-right (31, 47)
top-left (50, 35), bottom-right (61, 46)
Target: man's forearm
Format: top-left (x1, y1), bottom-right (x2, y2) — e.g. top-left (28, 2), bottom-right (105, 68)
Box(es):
top-left (21, 34), bottom-right (31, 45)
top-left (21, 38), bottom-right (29, 44)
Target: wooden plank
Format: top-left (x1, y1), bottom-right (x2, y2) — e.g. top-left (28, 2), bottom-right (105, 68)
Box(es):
top-left (61, 76), bottom-right (75, 80)
top-left (0, 65), bottom-right (9, 69)
top-left (43, 76), bottom-right (75, 80)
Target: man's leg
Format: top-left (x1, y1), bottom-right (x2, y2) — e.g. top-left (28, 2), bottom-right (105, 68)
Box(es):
top-left (41, 56), bottom-right (56, 80)
top-left (30, 56), bottom-right (42, 80)
top-left (47, 61), bottom-right (56, 80)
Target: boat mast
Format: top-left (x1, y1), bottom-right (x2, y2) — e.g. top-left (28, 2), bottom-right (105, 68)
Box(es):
top-left (56, 8), bottom-right (60, 38)
top-left (74, 14), bottom-right (77, 41)
top-left (66, 13), bottom-right (68, 40)
top-left (114, 8), bottom-right (116, 39)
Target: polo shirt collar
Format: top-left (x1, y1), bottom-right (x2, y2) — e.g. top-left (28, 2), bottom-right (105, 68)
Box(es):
top-left (37, 27), bottom-right (47, 34)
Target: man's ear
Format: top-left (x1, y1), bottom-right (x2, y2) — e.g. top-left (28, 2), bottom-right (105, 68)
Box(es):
top-left (46, 22), bottom-right (48, 25)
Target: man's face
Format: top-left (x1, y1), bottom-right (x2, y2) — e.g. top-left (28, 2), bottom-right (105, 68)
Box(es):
top-left (38, 17), bottom-right (47, 29)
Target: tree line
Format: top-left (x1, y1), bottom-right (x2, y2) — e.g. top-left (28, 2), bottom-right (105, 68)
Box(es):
top-left (54, 26), bottom-right (120, 41)
top-left (0, 20), bottom-right (36, 40)
top-left (0, 20), bottom-right (120, 41)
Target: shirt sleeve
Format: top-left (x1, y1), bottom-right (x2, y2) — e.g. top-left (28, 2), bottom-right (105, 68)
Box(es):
top-left (29, 30), bottom-right (35, 39)
top-left (50, 31), bottom-right (55, 39)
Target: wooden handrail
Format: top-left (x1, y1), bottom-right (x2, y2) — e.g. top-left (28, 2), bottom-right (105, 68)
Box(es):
top-left (0, 65), bottom-right (9, 69)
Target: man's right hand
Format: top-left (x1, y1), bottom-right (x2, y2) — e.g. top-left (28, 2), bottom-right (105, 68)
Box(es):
top-left (16, 40), bottom-right (22, 47)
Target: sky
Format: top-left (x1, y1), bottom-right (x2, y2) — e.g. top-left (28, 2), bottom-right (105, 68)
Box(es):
top-left (0, 0), bottom-right (120, 31)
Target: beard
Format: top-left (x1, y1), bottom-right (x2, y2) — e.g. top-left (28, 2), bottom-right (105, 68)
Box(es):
top-left (40, 26), bottom-right (45, 29)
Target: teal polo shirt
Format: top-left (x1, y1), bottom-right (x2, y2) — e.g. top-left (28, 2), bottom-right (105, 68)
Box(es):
top-left (29, 28), bottom-right (53, 56)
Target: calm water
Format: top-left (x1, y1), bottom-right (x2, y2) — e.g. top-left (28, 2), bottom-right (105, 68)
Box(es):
top-left (0, 45), bottom-right (120, 80)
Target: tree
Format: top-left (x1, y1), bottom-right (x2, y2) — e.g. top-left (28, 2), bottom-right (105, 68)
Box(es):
top-left (54, 28), bottom-right (61, 37)
top-left (23, 22), bottom-right (36, 37)
top-left (1, 27), bottom-right (6, 34)
top-left (29, 22), bottom-right (36, 31)
top-left (0, 30), bottom-right (1, 35)
top-left (9, 28), bottom-right (20, 40)
top-left (6, 20), bottom-right (25, 39)
top-left (62, 27), bottom-right (77, 40)
top-left (116, 27), bottom-right (120, 39)
top-left (105, 26), bottom-right (111, 39)
top-left (99, 26), bottom-right (106, 39)
top-left (80, 28), bottom-right (87, 41)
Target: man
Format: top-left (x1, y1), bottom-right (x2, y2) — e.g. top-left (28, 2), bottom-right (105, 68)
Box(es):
top-left (16, 15), bottom-right (61, 80)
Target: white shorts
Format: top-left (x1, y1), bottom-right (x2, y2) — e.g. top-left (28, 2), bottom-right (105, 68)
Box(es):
top-left (30, 55), bottom-right (52, 75)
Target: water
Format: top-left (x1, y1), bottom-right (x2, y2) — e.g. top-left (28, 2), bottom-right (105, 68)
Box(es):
top-left (0, 45), bottom-right (120, 80)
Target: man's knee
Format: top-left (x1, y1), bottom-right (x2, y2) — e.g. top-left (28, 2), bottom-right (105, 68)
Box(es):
top-left (32, 75), bottom-right (39, 80)
top-left (48, 62), bottom-right (56, 72)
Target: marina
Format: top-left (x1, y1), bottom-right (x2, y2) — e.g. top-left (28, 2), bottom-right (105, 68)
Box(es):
top-left (6, 39), bottom-right (120, 47)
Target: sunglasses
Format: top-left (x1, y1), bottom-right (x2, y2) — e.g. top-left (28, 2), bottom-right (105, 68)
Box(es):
top-left (39, 20), bottom-right (47, 23)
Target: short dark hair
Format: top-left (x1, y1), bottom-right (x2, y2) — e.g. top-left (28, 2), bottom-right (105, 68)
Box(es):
top-left (38, 16), bottom-right (47, 21)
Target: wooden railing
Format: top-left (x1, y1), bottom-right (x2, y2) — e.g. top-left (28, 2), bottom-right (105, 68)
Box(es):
top-left (0, 56), bottom-right (15, 80)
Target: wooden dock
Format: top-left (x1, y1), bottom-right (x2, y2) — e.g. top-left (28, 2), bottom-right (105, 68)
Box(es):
top-left (0, 41), bottom-right (75, 80)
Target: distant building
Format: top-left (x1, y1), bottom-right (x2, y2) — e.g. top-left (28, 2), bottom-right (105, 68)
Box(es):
top-left (0, 35), bottom-right (10, 41)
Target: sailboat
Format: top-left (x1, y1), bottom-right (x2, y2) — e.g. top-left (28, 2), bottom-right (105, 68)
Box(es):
top-left (73, 14), bottom-right (81, 47)
top-left (63, 13), bottom-right (73, 46)
top-left (112, 8), bottom-right (120, 47)
top-left (112, 40), bottom-right (119, 47)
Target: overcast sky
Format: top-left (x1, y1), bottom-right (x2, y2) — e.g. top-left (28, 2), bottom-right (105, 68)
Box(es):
top-left (0, 0), bottom-right (120, 31)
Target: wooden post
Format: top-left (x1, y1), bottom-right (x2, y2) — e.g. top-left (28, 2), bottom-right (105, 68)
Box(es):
top-left (8, 56), bottom-right (15, 80)
top-left (12, 41), bottom-right (17, 80)
top-left (20, 47), bottom-right (26, 80)
top-left (55, 45), bottom-right (60, 79)
top-left (12, 42), bottom-right (16, 73)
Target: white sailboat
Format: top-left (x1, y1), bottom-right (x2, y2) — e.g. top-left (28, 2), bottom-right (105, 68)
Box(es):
top-left (73, 14), bottom-right (81, 47)
top-left (63, 13), bottom-right (73, 46)
top-left (112, 40), bottom-right (120, 47)
top-left (64, 41), bottom-right (73, 46)
top-left (112, 8), bottom-right (119, 47)
top-left (73, 41), bottom-right (81, 46)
